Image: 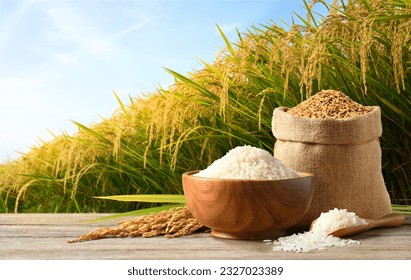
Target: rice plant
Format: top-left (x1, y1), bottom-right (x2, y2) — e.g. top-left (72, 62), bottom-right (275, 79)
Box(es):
top-left (0, 0), bottom-right (410, 213)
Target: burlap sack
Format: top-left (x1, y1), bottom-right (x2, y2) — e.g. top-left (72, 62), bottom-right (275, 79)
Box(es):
top-left (272, 106), bottom-right (392, 228)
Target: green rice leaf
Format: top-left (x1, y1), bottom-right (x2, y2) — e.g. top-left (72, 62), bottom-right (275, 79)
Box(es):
top-left (361, 0), bottom-right (373, 11)
top-left (392, 204), bottom-right (411, 215)
top-left (113, 91), bottom-right (128, 114)
top-left (85, 204), bottom-right (186, 223)
top-left (94, 194), bottom-right (186, 204)
top-left (164, 68), bottom-right (220, 102)
top-left (71, 120), bottom-right (113, 146)
top-left (217, 24), bottom-right (235, 55)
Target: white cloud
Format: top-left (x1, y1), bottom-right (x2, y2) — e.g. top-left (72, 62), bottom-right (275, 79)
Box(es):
top-left (42, 3), bottom-right (121, 62)
top-left (0, 71), bottom-right (118, 162)
top-left (0, 74), bottom-right (71, 161)
top-left (115, 17), bottom-right (159, 38)
top-left (0, 75), bottom-right (52, 113)
top-left (0, 0), bottom-right (34, 48)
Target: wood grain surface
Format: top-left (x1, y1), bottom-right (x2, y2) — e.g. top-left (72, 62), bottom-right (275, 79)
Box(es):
top-left (0, 213), bottom-right (410, 260)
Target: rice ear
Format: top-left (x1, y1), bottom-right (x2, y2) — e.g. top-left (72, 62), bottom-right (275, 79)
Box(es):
top-left (68, 206), bottom-right (208, 243)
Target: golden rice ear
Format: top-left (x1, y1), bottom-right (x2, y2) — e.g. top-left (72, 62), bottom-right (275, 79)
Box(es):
top-left (68, 206), bottom-right (208, 243)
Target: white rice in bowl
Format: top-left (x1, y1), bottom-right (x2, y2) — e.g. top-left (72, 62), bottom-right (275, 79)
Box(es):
top-left (194, 145), bottom-right (300, 180)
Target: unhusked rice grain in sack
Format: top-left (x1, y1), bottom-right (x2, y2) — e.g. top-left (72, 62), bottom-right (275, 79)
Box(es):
top-left (272, 90), bottom-right (392, 227)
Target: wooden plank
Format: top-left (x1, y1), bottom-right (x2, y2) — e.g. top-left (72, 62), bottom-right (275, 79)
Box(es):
top-left (0, 213), bottom-right (126, 225)
top-left (0, 214), bottom-right (410, 260)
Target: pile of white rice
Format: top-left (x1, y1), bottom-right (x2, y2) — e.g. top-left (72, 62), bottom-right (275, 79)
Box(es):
top-left (194, 145), bottom-right (300, 180)
top-left (311, 208), bottom-right (367, 234)
top-left (266, 208), bottom-right (367, 253)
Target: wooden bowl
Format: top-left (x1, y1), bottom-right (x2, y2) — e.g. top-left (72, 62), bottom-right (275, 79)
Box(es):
top-left (182, 171), bottom-right (314, 240)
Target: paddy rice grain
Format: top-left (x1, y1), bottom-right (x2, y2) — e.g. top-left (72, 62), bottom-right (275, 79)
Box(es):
top-left (68, 206), bottom-right (208, 243)
top-left (287, 90), bottom-right (373, 119)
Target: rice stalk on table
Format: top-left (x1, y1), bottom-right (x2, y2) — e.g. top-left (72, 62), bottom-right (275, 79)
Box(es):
top-left (0, 0), bottom-right (410, 213)
top-left (68, 206), bottom-right (208, 243)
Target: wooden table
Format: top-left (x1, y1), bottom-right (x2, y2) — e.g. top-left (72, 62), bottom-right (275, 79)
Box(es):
top-left (0, 214), bottom-right (410, 260)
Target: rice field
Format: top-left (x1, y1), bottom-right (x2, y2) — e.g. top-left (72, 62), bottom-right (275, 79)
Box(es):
top-left (0, 0), bottom-right (410, 213)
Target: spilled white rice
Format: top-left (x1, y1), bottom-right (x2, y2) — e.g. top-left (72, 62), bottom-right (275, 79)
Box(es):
top-left (266, 208), bottom-right (367, 253)
top-left (194, 145), bottom-right (300, 180)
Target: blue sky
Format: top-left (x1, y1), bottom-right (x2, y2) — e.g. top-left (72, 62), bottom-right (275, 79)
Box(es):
top-left (0, 0), bottom-right (319, 162)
